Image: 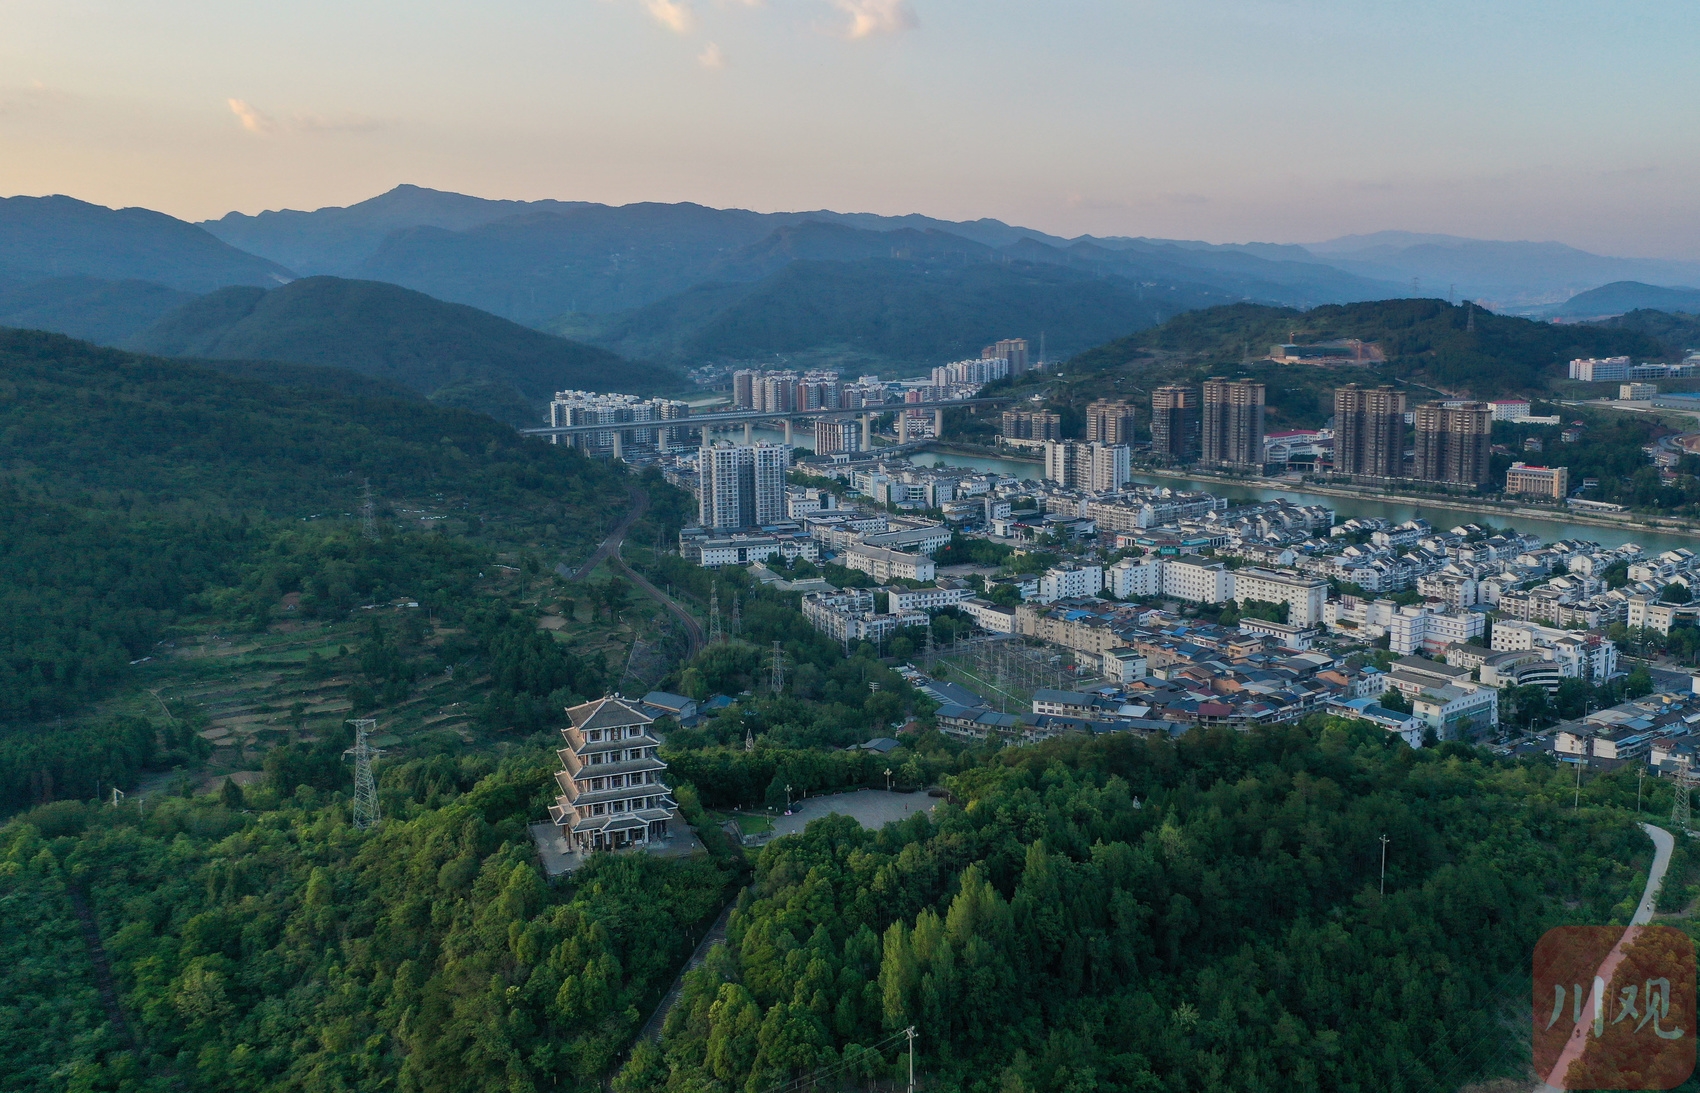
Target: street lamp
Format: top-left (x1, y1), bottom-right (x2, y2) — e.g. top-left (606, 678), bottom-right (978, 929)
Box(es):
top-left (1379, 834), bottom-right (1390, 895)
top-left (885, 767), bottom-right (893, 791)
top-left (785, 783), bottom-right (792, 811)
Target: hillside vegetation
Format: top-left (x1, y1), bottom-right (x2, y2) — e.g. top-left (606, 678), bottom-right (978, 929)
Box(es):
top-left (566, 259), bottom-right (1233, 371)
top-left (124, 276), bottom-right (668, 425)
top-left (0, 328), bottom-right (635, 807)
top-left (627, 725), bottom-right (1659, 1093)
top-left (0, 276), bottom-right (194, 344)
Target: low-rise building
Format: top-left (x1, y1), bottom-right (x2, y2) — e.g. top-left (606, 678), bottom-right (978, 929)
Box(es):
top-left (1627, 593), bottom-right (1700, 636)
top-left (957, 597), bottom-right (1017, 633)
top-left (885, 585), bottom-right (974, 612)
top-left (1038, 562), bottom-right (1104, 603)
top-left (1229, 567), bottom-right (1329, 627)
top-left (801, 589), bottom-right (929, 643)
top-left (1161, 557), bottom-right (1234, 604)
top-left (1505, 463), bottom-right (1569, 499)
top-left (1107, 556), bottom-right (1164, 599)
top-left (1411, 684), bottom-right (1498, 741)
top-left (842, 543), bottom-right (937, 583)
top-left (1326, 697), bottom-right (1426, 747)
top-left (1387, 604), bottom-right (1486, 655)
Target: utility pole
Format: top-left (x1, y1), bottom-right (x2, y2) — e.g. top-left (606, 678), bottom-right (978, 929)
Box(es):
top-left (906, 1025), bottom-right (916, 1093)
top-left (1379, 834), bottom-right (1389, 895)
top-left (1574, 758), bottom-right (1583, 810)
top-left (1638, 767), bottom-right (1646, 814)
top-left (110, 786), bottom-right (124, 807)
top-left (348, 718), bottom-right (382, 830)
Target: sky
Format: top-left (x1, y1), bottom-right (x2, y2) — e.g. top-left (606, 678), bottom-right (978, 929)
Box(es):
top-left (1, 0), bottom-right (1697, 256)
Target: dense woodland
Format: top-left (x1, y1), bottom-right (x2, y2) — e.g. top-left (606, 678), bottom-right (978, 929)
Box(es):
top-left (0, 329), bottom-right (631, 808)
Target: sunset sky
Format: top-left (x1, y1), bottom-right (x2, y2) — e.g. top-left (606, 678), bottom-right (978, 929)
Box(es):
top-left (1, 0), bottom-right (1696, 254)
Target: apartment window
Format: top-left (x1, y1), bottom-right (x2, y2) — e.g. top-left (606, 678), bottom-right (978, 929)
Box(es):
top-left (590, 753), bottom-right (603, 766)
top-left (592, 804), bottom-right (605, 815)
top-left (591, 777), bottom-right (604, 790)
top-left (588, 730), bottom-right (602, 742)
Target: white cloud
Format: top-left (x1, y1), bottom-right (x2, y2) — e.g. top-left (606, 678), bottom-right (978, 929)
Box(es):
top-left (831, 0), bottom-right (916, 39)
top-left (643, 0), bottom-right (695, 33)
top-left (698, 42), bottom-right (726, 69)
top-left (227, 98), bottom-right (277, 134)
top-left (226, 98), bottom-right (382, 136)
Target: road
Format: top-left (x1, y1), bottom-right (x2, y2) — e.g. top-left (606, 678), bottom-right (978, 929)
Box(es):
top-left (564, 487), bottom-right (649, 582)
top-left (563, 484), bottom-right (705, 658)
top-left (636, 887), bottom-right (746, 1042)
top-left (1536, 822), bottom-right (1675, 1092)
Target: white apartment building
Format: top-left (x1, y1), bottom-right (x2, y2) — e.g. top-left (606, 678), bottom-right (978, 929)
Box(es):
top-left (1042, 440), bottom-right (1131, 493)
top-left (1230, 567), bottom-right (1329, 627)
top-left (1628, 594), bottom-right (1700, 636)
top-left (957, 598), bottom-right (1017, 633)
top-left (1412, 685), bottom-right (1498, 740)
top-left (1491, 620), bottom-right (1619, 682)
top-left (1161, 558), bottom-right (1234, 604)
top-left (1037, 563), bottom-right (1104, 603)
top-left (1323, 596), bottom-right (1399, 639)
top-left (784, 487), bottom-right (836, 520)
top-left (1387, 604), bottom-right (1486, 655)
top-left (697, 534), bottom-right (819, 567)
top-left (885, 585), bottom-right (974, 612)
top-left (842, 543), bottom-right (936, 583)
top-left (1103, 649), bottom-right (1149, 683)
top-left (1107, 556), bottom-right (1163, 599)
top-left (698, 443), bottom-right (788, 530)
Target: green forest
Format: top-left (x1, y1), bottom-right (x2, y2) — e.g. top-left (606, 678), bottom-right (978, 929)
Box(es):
top-left (630, 725), bottom-right (1672, 1093)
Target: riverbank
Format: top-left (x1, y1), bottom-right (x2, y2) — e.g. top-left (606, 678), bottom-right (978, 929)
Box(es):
top-left (910, 442), bottom-right (1699, 551)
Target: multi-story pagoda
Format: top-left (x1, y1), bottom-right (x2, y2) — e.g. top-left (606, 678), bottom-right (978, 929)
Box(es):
top-left (548, 695), bottom-right (678, 853)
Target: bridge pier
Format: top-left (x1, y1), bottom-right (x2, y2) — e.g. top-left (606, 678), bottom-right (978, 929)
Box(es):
top-left (743, 422), bottom-right (753, 445)
top-left (898, 412), bottom-right (909, 444)
top-left (612, 429), bottom-right (623, 460)
top-left (860, 413), bottom-right (872, 452)
top-left (933, 407), bottom-right (943, 440)
top-left (783, 417), bottom-right (793, 446)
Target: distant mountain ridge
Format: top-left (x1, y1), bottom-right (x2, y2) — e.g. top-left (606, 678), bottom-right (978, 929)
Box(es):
top-left (124, 276), bottom-right (665, 426)
top-left (0, 194), bottom-right (294, 292)
top-left (202, 185), bottom-right (1405, 327)
top-left (564, 256), bottom-right (1235, 369)
top-left (1544, 281), bottom-right (1700, 320)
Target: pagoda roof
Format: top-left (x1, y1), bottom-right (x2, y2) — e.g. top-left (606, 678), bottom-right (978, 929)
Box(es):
top-left (566, 695), bottom-right (655, 733)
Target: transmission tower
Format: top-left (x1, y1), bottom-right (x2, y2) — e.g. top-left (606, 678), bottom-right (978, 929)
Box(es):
top-left (744, 723), bottom-right (755, 752)
top-left (770, 640), bottom-right (785, 694)
top-left (708, 582), bottom-right (723, 643)
top-left (731, 592), bottom-right (741, 638)
top-left (348, 718), bottom-right (382, 830)
top-left (360, 479), bottom-right (378, 541)
top-left (1675, 765), bottom-right (1697, 834)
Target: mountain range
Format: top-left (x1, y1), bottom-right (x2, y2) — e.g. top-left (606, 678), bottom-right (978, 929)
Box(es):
top-left (3, 186), bottom-right (1700, 409)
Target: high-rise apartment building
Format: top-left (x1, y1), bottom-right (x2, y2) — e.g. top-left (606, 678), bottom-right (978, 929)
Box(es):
top-left (1150, 385), bottom-right (1201, 463)
top-left (698, 443), bottom-right (789, 529)
top-left (549, 391), bottom-right (690, 453)
top-left (1086, 399), bottom-right (1138, 445)
top-left (983, 338), bottom-right (1031, 372)
top-left (1333, 384), bottom-right (1406, 478)
top-left (1001, 409), bottom-right (1062, 441)
top-left (1201, 378), bottom-right (1266, 469)
top-left (813, 419), bottom-right (862, 455)
top-left (1413, 402), bottom-right (1493, 487)
top-left (1043, 440), bottom-right (1130, 492)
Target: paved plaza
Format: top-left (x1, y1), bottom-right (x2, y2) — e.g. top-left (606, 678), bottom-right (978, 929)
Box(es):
top-left (769, 788), bottom-right (936, 838)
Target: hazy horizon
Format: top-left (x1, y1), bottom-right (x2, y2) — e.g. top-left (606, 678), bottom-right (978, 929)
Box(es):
top-left (3, 1), bottom-right (1697, 257)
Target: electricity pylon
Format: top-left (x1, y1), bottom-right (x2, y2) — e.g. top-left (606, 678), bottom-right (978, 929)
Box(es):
top-left (348, 719), bottom-right (382, 830)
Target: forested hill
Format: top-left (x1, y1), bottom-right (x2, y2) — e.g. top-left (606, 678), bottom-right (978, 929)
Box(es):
top-left (1069, 298), bottom-right (1668, 397)
top-left (0, 328), bottom-right (630, 727)
top-left (564, 258), bottom-right (1232, 371)
top-left (633, 726), bottom-right (1655, 1093)
top-left (123, 276), bottom-right (671, 426)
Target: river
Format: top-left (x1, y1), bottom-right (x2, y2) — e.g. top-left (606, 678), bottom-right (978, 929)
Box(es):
top-left (906, 449), bottom-right (1696, 554)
